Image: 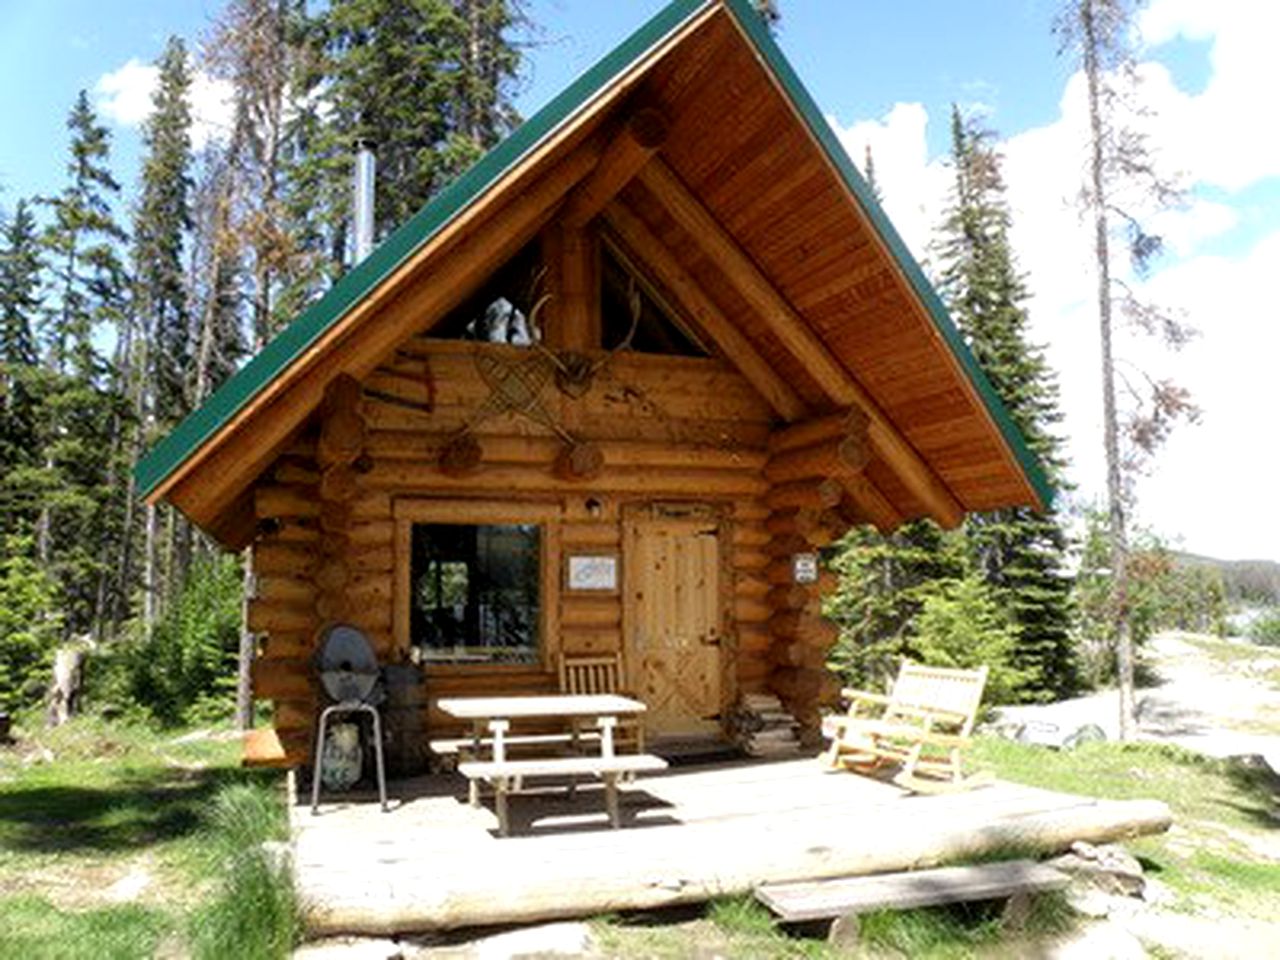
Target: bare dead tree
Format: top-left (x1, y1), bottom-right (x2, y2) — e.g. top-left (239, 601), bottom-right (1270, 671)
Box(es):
top-left (1056, 0), bottom-right (1198, 739)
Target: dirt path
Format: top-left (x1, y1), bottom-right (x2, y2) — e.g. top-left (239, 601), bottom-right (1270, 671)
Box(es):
top-left (996, 632), bottom-right (1280, 771)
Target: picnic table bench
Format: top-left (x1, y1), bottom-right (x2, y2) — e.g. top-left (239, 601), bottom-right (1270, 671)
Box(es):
top-left (439, 693), bottom-right (666, 836)
top-left (458, 753), bottom-right (669, 836)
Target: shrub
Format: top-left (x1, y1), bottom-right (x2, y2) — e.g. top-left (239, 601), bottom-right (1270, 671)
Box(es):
top-left (89, 555), bottom-right (243, 725)
top-left (1250, 609), bottom-right (1280, 647)
top-left (0, 537), bottom-right (62, 712)
top-left (910, 575), bottom-right (1030, 704)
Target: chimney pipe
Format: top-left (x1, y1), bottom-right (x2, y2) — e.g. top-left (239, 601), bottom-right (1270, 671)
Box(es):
top-left (353, 139), bottom-right (376, 265)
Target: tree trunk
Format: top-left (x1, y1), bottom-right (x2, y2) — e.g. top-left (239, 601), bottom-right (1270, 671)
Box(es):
top-left (143, 501), bottom-right (158, 637)
top-left (1082, 1), bottom-right (1135, 740)
top-left (235, 548), bottom-right (256, 731)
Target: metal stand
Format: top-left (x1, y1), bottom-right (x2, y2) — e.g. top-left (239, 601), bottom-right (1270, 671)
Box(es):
top-left (311, 701), bottom-right (389, 814)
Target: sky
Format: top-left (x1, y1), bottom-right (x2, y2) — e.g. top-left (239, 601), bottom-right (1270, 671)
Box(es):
top-left (0, 0), bottom-right (1276, 563)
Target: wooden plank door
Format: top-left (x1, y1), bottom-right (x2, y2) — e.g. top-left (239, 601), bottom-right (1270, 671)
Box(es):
top-left (625, 513), bottom-right (723, 737)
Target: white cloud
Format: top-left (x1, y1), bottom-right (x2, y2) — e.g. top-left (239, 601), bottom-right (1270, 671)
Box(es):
top-left (94, 58), bottom-right (234, 149)
top-left (1138, 1), bottom-right (1280, 191)
top-left (827, 103), bottom-right (951, 262)
top-left (834, 4), bottom-right (1279, 559)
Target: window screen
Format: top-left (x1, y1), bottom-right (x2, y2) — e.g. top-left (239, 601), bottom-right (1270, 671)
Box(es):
top-left (409, 523), bottom-right (541, 665)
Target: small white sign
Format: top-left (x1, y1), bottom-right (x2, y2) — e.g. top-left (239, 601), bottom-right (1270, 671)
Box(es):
top-left (568, 555), bottom-right (618, 591)
top-left (792, 552), bottom-right (819, 584)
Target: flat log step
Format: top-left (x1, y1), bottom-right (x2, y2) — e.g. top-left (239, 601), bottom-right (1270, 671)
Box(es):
top-left (756, 860), bottom-right (1069, 922)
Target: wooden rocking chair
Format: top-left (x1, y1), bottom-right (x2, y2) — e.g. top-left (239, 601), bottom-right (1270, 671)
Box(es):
top-left (821, 661), bottom-right (991, 794)
top-left (558, 652), bottom-right (645, 753)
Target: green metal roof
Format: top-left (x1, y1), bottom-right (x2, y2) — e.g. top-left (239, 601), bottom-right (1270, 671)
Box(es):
top-left (136, 0), bottom-right (1052, 511)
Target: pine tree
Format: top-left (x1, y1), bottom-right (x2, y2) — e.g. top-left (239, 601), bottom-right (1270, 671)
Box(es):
top-left (1055, 0), bottom-right (1196, 736)
top-left (933, 107), bottom-right (1078, 701)
top-left (37, 93), bottom-right (130, 638)
top-left (134, 36), bottom-right (195, 422)
top-left (826, 521), bottom-right (965, 688)
top-left (128, 36), bottom-right (197, 633)
top-left (207, 0), bottom-right (304, 346)
top-left (0, 200), bottom-right (49, 543)
top-left (279, 0), bottom-right (523, 312)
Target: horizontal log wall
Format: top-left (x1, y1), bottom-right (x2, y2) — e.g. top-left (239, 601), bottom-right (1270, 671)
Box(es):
top-left (248, 343), bottom-right (783, 764)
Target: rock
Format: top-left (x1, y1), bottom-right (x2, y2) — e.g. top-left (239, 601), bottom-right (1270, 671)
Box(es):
top-left (1048, 842), bottom-right (1145, 897)
top-left (1063, 724), bottom-right (1107, 749)
top-left (1043, 917), bottom-right (1147, 959)
top-left (827, 913), bottom-right (860, 949)
top-left (468, 921), bottom-right (594, 959)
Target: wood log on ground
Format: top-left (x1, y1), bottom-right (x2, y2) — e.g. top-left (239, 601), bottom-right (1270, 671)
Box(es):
top-left (45, 645), bottom-right (86, 728)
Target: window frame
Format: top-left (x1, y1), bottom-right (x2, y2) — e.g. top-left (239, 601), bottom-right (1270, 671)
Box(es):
top-left (393, 498), bottom-right (561, 675)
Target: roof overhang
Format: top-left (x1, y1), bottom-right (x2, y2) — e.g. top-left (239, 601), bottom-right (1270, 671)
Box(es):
top-left (136, 0), bottom-right (1051, 546)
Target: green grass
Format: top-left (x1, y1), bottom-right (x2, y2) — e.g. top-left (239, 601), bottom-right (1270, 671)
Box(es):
top-left (0, 896), bottom-right (175, 960)
top-left (973, 737), bottom-right (1280, 918)
top-left (0, 715), bottom-right (298, 959)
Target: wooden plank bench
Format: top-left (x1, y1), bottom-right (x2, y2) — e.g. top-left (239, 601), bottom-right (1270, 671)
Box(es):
top-left (756, 860), bottom-right (1068, 942)
top-left (429, 731), bottom-right (603, 768)
top-left (458, 754), bottom-right (668, 836)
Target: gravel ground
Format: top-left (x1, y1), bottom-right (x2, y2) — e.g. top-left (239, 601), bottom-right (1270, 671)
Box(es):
top-left (994, 633), bottom-right (1280, 772)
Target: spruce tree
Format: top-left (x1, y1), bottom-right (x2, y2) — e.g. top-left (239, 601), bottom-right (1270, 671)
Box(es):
top-left (0, 200), bottom-right (47, 540)
top-left (280, 0), bottom-right (523, 311)
top-left (933, 108), bottom-right (1077, 700)
top-left (134, 36), bottom-right (196, 422)
top-left (37, 93), bottom-right (130, 638)
top-left (128, 36), bottom-right (197, 632)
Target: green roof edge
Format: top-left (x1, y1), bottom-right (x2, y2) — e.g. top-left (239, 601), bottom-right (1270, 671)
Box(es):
top-left (134, 0), bottom-right (711, 499)
top-left (720, 0), bottom-right (1054, 509)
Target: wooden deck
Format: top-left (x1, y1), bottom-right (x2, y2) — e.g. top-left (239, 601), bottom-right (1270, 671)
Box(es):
top-left (291, 756), bottom-right (1171, 935)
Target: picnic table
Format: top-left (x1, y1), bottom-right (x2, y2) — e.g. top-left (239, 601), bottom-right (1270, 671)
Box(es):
top-left (437, 694), bottom-right (667, 835)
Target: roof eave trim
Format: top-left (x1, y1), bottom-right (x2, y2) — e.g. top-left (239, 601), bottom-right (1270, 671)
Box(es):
top-left (721, 0), bottom-right (1054, 511)
top-left (134, 0), bottom-right (715, 503)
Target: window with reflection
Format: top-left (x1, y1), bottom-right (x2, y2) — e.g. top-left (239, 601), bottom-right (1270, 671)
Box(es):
top-left (409, 523), bottom-right (541, 665)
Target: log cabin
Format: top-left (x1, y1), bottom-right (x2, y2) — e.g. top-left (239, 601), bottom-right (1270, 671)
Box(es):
top-left (135, 0), bottom-right (1052, 771)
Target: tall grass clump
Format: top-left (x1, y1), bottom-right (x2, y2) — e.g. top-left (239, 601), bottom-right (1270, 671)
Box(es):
top-left (190, 779), bottom-right (300, 959)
